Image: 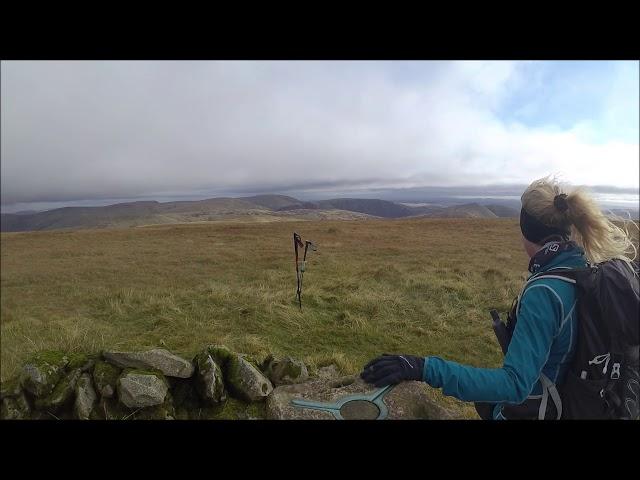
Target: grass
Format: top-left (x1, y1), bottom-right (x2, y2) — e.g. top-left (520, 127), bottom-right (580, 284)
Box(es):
top-left (1, 218), bottom-right (637, 418)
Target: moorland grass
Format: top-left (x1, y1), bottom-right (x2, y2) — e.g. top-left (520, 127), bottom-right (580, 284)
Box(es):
top-left (2, 218), bottom-right (637, 417)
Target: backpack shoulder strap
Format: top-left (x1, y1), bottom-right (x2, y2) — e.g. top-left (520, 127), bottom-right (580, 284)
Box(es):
top-left (531, 274), bottom-right (577, 284)
top-left (516, 268), bottom-right (583, 317)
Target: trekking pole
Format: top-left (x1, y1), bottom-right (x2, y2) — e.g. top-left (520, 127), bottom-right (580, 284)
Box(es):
top-left (294, 232), bottom-right (304, 310)
top-left (490, 309), bottom-right (510, 355)
top-left (293, 233), bottom-right (317, 311)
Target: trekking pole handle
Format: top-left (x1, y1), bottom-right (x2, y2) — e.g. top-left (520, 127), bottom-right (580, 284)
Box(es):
top-left (490, 309), bottom-right (510, 355)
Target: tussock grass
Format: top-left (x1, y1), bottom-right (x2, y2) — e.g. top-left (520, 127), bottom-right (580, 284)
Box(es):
top-left (2, 218), bottom-right (637, 418)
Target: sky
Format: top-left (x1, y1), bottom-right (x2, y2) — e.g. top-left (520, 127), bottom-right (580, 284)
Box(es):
top-left (1, 60), bottom-right (638, 212)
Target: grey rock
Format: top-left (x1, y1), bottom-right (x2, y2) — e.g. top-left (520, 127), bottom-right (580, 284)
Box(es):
top-left (1, 392), bottom-right (31, 420)
top-left (35, 369), bottom-right (81, 412)
top-left (74, 373), bottom-right (97, 420)
top-left (266, 375), bottom-right (457, 420)
top-left (117, 370), bottom-right (168, 408)
top-left (317, 364), bottom-right (340, 379)
top-left (67, 353), bottom-right (96, 372)
top-left (20, 351), bottom-right (69, 398)
top-left (132, 393), bottom-right (175, 420)
top-left (194, 351), bottom-right (226, 405)
top-left (93, 361), bottom-right (121, 398)
top-left (103, 349), bottom-right (194, 378)
top-left (263, 355), bottom-right (309, 386)
top-left (225, 354), bottom-right (273, 402)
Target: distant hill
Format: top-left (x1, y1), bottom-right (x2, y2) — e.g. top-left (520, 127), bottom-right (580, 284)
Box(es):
top-left (242, 195), bottom-right (304, 210)
top-left (1, 195), bottom-right (378, 232)
top-left (12, 210), bottom-right (41, 215)
top-left (428, 203), bottom-right (498, 219)
top-left (315, 198), bottom-right (415, 218)
top-left (1, 199), bottom-right (267, 232)
top-left (4, 193), bottom-right (631, 233)
top-left (485, 204), bottom-right (520, 218)
top-left (2, 201), bottom-right (162, 232)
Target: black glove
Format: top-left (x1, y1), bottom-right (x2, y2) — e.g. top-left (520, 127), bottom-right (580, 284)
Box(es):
top-left (360, 354), bottom-right (425, 387)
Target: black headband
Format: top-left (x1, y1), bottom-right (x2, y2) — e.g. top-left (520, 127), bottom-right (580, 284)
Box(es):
top-left (520, 207), bottom-right (570, 244)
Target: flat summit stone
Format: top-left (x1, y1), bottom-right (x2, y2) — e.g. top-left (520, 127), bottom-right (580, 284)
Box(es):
top-left (266, 375), bottom-right (457, 420)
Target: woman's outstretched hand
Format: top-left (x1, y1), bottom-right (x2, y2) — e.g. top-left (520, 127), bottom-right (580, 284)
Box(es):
top-left (360, 354), bottom-right (425, 387)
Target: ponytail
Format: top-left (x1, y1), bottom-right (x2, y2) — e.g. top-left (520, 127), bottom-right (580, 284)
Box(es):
top-left (521, 176), bottom-right (638, 269)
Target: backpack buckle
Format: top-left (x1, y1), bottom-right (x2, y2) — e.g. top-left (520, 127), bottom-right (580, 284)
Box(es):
top-left (610, 362), bottom-right (621, 380)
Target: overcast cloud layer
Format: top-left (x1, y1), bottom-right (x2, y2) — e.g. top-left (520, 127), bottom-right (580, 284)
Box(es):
top-left (1, 60), bottom-right (638, 209)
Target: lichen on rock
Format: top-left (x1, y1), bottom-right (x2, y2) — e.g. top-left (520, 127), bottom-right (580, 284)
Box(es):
top-left (117, 368), bottom-right (169, 408)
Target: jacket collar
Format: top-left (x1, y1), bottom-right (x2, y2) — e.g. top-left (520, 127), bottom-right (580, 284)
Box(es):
top-left (528, 239), bottom-right (584, 274)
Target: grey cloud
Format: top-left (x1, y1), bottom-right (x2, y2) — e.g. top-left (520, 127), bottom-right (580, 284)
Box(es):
top-left (1, 61), bottom-right (637, 209)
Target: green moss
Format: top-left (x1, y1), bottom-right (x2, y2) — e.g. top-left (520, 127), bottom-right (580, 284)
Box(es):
top-left (206, 344), bottom-right (234, 368)
top-left (20, 350), bottom-right (70, 398)
top-left (35, 369), bottom-right (80, 412)
top-left (66, 352), bottom-right (96, 371)
top-left (93, 361), bottom-right (121, 396)
top-left (30, 350), bottom-right (70, 368)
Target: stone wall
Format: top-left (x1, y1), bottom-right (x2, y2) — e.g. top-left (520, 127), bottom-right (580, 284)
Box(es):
top-left (0, 346), bottom-right (456, 420)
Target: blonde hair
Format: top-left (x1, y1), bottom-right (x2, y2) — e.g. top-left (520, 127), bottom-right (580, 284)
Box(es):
top-left (521, 176), bottom-right (638, 268)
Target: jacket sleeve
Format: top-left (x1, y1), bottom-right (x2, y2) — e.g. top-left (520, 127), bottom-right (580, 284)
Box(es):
top-left (423, 282), bottom-right (564, 403)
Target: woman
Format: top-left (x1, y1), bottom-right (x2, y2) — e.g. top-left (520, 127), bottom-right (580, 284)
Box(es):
top-left (360, 176), bottom-right (638, 419)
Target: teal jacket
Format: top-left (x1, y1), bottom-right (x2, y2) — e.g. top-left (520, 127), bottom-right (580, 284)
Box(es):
top-left (422, 245), bottom-right (588, 419)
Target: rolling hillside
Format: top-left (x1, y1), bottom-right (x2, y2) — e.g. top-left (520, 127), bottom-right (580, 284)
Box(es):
top-left (2, 194), bottom-right (636, 232)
